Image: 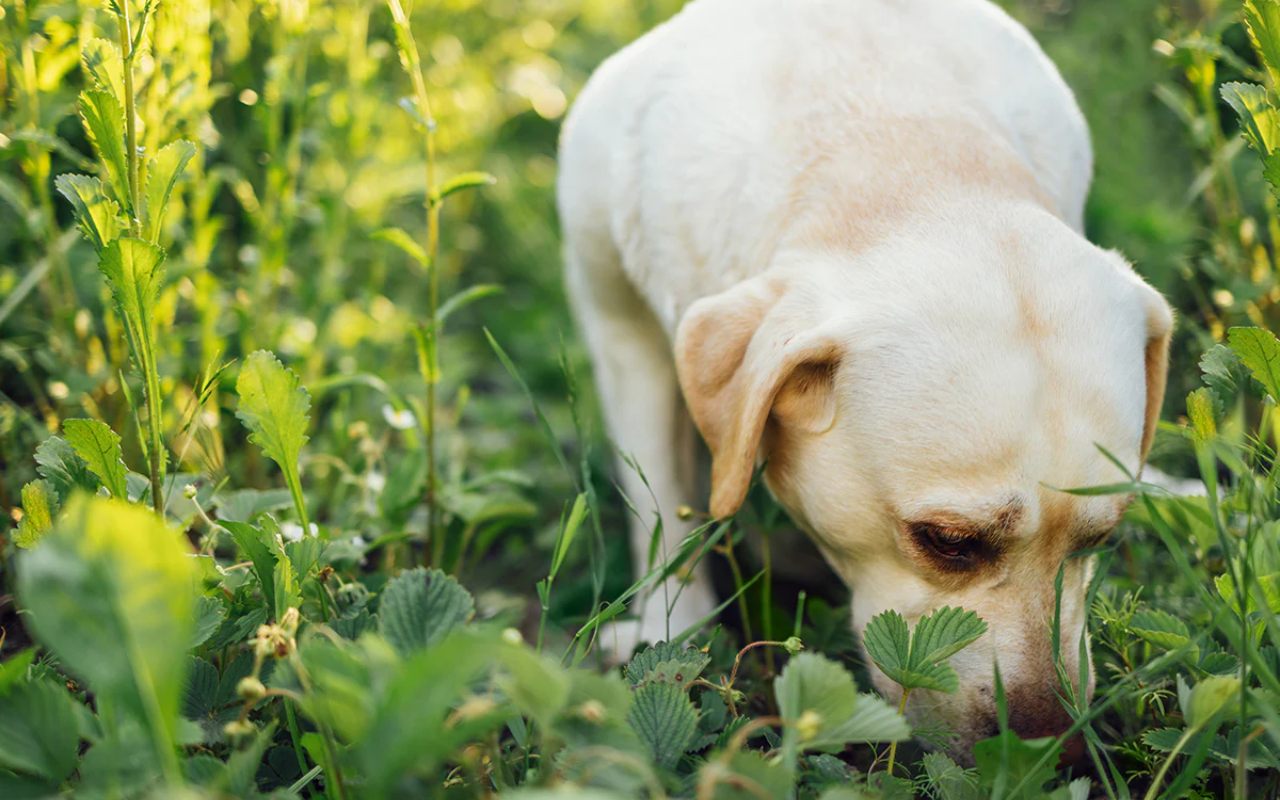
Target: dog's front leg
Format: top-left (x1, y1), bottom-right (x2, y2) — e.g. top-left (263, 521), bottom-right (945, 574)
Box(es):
top-left (565, 251), bottom-right (716, 659)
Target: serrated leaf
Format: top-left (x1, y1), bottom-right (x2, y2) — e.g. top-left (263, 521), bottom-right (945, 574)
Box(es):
top-left (909, 606), bottom-right (988, 666)
top-left (1222, 82), bottom-right (1280, 154)
top-left (1142, 727), bottom-right (1184, 752)
top-left (703, 750), bottom-right (792, 800)
top-left (1199, 344), bottom-right (1241, 399)
top-left (377, 567), bottom-right (475, 655)
top-left (372, 226), bottom-right (428, 267)
top-left (143, 140), bottom-right (196, 243)
top-left (235, 350), bottom-right (311, 483)
top-left (98, 237), bottom-right (166, 366)
top-left (824, 692), bottom-right (911, 744)
top-left (189, 596), bottom-right (226, 650)
top-left (62, 418), bottom-right (128, 499)
top-left (13, 481), bottom-right (55, 549)
top-left (1131, 608), bottom-right (1196, 658)
top-left (16, 497), bottom-right (196, 775)
top-left (80, 37), bottom-right (124, 99)
top-left (78, 90), bottom-right (130, 209)
top-left (1245, 0), bottom-right (1280, 86)
top-left (862, 610), bottom-right (911, 685)
top-left (628, 681), bottom-right (698, 770)
top-left (0, 678), bottom-right (80, 782)
top-left (624, 641), bottom-right (710, 686)
top-left (1227, 326), bottom-right (1280, 401)
top-left (34, 436), bottom-right (99, 500)
top-left (1186, 388), bottom-right (1217, 442)
top-left (222, 521), bottom-right (277, 614)
top-left (54, 173), bottom-right (121, 248)
top-left (922, 751), bottom-right (982, 800)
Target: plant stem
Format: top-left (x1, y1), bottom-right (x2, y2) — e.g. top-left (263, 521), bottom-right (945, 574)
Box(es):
top-left (115, 0), bottom-right (166, 515)
top-left (886, 690), bottom-right (910, 776)
top-left (386, 0), bottom-right (442, 562)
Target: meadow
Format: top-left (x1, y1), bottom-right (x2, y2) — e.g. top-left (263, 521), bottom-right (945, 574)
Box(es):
top-left (3, 0), bottom-right (1280, 797)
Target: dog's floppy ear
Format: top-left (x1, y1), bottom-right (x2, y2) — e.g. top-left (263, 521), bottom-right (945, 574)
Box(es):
top-left (1138, 283), bottom-right (1173, 464)
top-left (675, 275), bottom-right (840, 518)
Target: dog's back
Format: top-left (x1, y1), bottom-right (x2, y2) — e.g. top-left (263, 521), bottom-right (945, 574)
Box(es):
top-left (558, 0), bottom-right (1092, 331)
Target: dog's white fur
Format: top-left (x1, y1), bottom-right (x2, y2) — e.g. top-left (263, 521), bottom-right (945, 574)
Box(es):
top-left (558, 0), bottom-right (1172, 753)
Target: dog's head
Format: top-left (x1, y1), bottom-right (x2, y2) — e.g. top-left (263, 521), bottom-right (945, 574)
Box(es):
top-left (674, 206), bottom-right (1172, 756)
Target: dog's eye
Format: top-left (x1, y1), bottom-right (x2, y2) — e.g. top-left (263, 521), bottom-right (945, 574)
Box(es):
top-left (911, 523), bottom-right (978, 562)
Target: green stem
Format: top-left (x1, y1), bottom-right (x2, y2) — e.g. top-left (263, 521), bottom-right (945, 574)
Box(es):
top-left (886, 690), bottom-right (910, 777)
top-left (284, 701), bottom-right (310, 777)
top-left (116, 0), bottom-right (166, 515)
top-left (386, 0), bottom-right (441, 562)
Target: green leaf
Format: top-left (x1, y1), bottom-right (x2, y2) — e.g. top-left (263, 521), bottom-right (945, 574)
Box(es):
top-left (0, 679), bottom-right (80, 782)
top-left (909, 606), bottom-right (988, 666)
top-left (235, 351), bottom-right (311, 511)
top-left (78, 90), bottom-right (130, 209)
top-left (624, 641), bottom-right (711, 687)
top-left (349, 631), bottom-right (506, 797)
top-left (16, 497), bottom-right (196, 780)
top-left (1199, 344), bottom-right (1242, 400)
top-left (1185, 675), bottom-right (1240, 729)
top-left (702, 750), bottom-right (793, 800)
top-left (862, 610), bottom-right (911, 685)
top-left (922, 751), bottom-right (982, 800)
top-left (548, 493), bottom-right (589, 581)
top-left (863, 606), bottom-right (987, 694)
top-left (436, 283), bottom-right (503, 327)
top-left (1221, 82), bottom-right (1280, 154)
top-left (221, 521), bottom-right (277, 614)
top-left (80, 38), bottom-right (125, 99)
top-left (1131, 608), bottom-right (1198, 660)
top-left (12, 481), bottom-right (55, 549)
top-left (143, 140), bottom-right (196, 243)
top-left (776, 653), bottom-right (909, 762)
top-left (54, 173), bottom-right (122, 249)
top-left (0, 650), bottom-right (36, 696)
top-left (372, 226), bottom-right (428, 267)
top-left (189, 596), bottom-right (226, 650)
top-left (377, 567), bottom-right (475, 656)
top-left (34, 436), bottom-right (99, 501)
top-left (1245, 0), bottom-right (1280, 86)
top-left (1186, 388), bottom-right (1217, 443)
top-left (98, 237), bottom-right (166, 367)
top-left (1227, 326), bottom-right (1280, 401)
top-left (973, 729), bottom-right (1061, 800)
top-left (823, 693), bottom-right (911, 744)
top-left (62, 419), bottom-right (128, 499)
top-left (432, 170), bottom-right (497, 204)
top-left (628, 681), bottom-right (698, 770)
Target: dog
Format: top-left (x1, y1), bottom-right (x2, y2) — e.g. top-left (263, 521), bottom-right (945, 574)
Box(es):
top-left (557, 0), bottom-right (1172, 757)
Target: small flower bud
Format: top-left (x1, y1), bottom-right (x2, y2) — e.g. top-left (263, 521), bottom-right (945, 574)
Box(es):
top-left (783, 636), bottom-right (804, 655)
top-left (223, 719), bottom-right (255, 738)
top-left (676, 504), bottom-right (696, 520)
top-left (236, 676), bottom-right (267, 702)
top-left (182, 484), bottom-right (198, 499)
top-left (501, 627), bottom-right (523, 646)
top-left (577, 699), bottom-right (607, 724)
top-left (796, 709), bottom-right (823, 742)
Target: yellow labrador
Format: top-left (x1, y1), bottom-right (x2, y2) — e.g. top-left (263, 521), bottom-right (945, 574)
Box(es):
top-left (558, 0), bottom-right (1172, 755)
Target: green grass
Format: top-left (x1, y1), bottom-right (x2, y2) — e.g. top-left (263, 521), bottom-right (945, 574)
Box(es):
top-left (4, 0), bottom-right (1280, 797)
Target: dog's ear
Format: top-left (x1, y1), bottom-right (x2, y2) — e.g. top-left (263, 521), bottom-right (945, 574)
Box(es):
top-left (675, 275), bottom-right (840, 518)
top-left (1138, 283), bottom-right (1173, 464)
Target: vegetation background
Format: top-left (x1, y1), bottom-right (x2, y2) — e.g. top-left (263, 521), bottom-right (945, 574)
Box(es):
top-left (4, 0), bottom-right (1280, 797)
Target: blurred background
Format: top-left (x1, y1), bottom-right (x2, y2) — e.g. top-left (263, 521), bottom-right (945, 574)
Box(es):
top-left (0, 0), bottom-right (1271, 622)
